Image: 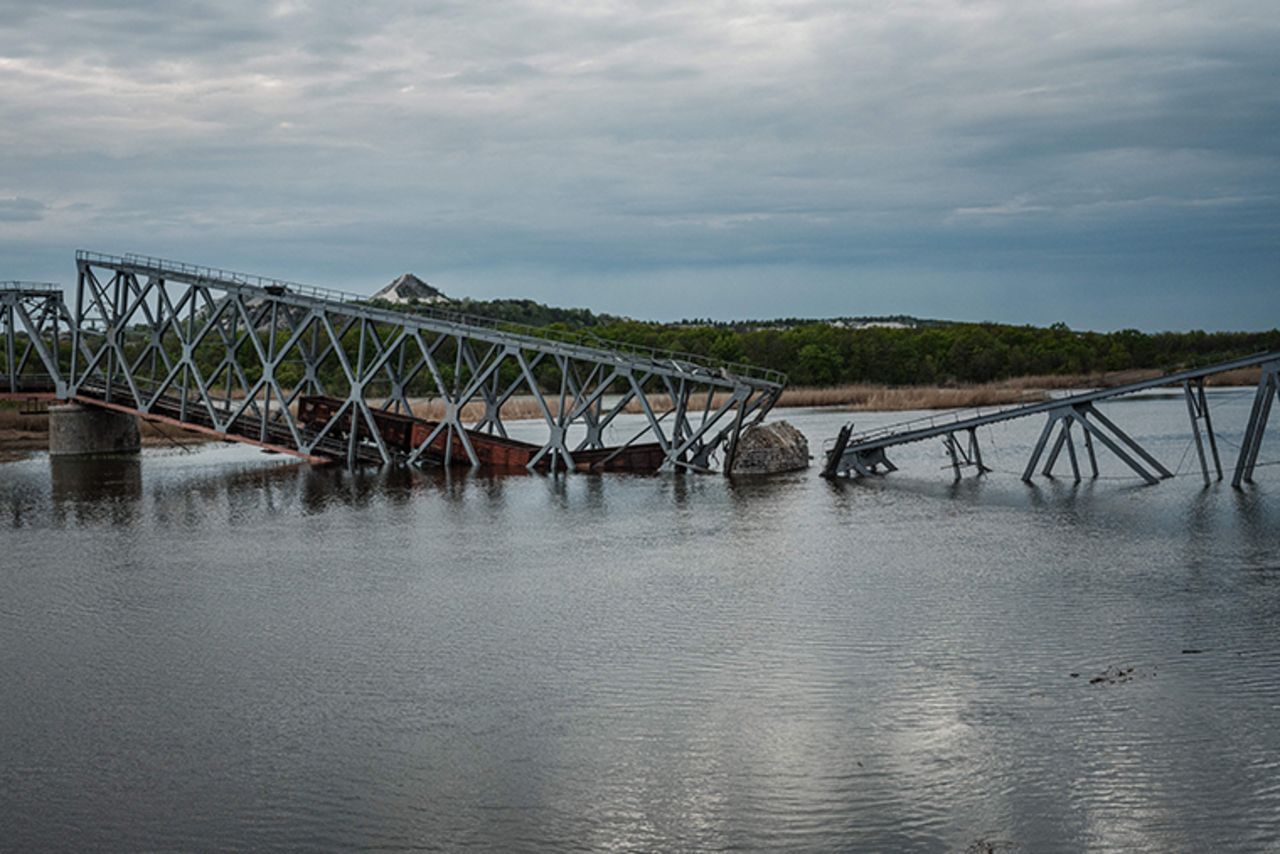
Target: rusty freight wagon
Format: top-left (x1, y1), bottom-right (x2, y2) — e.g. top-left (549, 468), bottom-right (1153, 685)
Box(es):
top-left (297, 395), bottom-right (667, 472)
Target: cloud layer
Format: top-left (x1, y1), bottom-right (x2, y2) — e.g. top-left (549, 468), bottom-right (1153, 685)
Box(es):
top-left (2, 1), bottom-right (1277, 328)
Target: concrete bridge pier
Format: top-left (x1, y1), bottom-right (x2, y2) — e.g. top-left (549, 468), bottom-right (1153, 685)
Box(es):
top-left (48, 402), bottom-right (140, 456)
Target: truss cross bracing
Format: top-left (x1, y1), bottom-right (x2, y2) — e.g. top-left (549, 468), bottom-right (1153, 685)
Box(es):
top-left (59, 251), bottom-right (785, 471)
top-left (822, 352), bottom-right (1280, 489)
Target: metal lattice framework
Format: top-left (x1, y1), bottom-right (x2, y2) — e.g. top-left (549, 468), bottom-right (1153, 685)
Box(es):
top-left (66, 251), bottom-right (786, 471)
top-left (1, 282), bottom-right (73, 398)
top-left (823, 352), bottom-right (1280, 489)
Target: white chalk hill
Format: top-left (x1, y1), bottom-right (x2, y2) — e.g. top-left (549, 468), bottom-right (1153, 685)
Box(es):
top-left (371, 274), bottom-right (450, 306)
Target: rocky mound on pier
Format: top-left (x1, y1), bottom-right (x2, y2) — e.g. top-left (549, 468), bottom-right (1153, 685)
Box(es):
top-left (729, 421), bottom-right (810, 475)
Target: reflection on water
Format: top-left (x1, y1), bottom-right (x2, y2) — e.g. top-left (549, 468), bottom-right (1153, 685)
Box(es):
top-left (1, 398), bottom-right (1278, 852)
top-left (49, 456), bottom-right (143, 526)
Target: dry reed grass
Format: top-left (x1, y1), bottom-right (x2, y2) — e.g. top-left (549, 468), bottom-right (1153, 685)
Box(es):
top-left (1205, 366), bottom-right (1262, 386)
top-left (776, 384), bottom-right (1047, 411)
top-left (993, 369), bottom-right (1164, 391)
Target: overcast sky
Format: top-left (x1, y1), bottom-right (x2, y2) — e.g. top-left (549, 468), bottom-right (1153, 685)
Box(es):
top-left (1, 1), bottom-right (1276, 330)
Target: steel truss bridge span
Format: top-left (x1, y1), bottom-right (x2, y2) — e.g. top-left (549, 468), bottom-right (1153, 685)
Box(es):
top-left (10, 252), bottom-right (786, 471)
top-left (2, 282), bottom-right (75, 399)
top-left (823, 352), bottom-right (1280, 489)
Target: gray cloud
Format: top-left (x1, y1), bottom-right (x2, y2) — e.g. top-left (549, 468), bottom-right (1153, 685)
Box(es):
top-left (0, 197), bottom-right (45, 222)
top-left (0, 0), bottom-right (1276, 329)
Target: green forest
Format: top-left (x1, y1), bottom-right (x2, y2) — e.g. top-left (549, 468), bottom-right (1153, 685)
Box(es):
top-left (380, 297), bottom-right (1280, 388)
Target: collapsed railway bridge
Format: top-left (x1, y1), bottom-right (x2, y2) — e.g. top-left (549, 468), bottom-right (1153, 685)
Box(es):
top-left (823, 352), bottom-right (1280, 489)
top-left (3, 253), bottom-right (787, 472)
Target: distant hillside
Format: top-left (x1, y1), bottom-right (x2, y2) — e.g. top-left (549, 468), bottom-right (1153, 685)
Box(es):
top-left (371, 273), bottom-right (448, 306)
top-left (368, 274), bottom-right (619, 329)
top-left (367, 276), bottom-right (945, 332)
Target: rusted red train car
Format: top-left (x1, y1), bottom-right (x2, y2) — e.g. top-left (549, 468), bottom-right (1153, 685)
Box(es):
top-left (296, 395), bottom-right (666, 472)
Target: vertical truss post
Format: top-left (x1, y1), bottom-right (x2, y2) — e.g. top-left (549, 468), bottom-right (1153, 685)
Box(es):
top-left (1197, 380), bottom-right (1223, 481)
top-left (1038, 413), bottom-right (1082, 481)
top-left (70, 269), bottom-right (83, 390)
top-left (4, 301), bottom-right (14, 394)
top-left (1023, 412), bottom-right (1059, 482)
top-left (943, 432), bottom-right (962, 480)
top-left (1184, 379), bottom-right (1212, 485)
top-left (1064, 419), bottom-right (1081, 482)
top-left (103, 273), bottom-right (117, 404)
top-left (967, 428), bottom-right (989, 475)
top-left (1081, 419), bottom-right (1099, 478)
top-left (722, 394), bottom-right (748, 474)
top-left (261, 301), bottom-right (277, 444)
top-left (1042, 415), bottom-right (1070, 477)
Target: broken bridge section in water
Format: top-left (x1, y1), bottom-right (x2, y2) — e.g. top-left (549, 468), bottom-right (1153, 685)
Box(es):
top-left (5, 253), bottom-right (788, 472)
top-left (823, 352), bottom-right (1280, 489)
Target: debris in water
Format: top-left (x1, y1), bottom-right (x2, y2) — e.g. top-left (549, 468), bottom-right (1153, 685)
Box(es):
top-left (1088, 666), bottom-right (1137, 685)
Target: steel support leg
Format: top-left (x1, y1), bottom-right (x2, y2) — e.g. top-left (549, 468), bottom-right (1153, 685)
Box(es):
top-left (1184, 380), bottom-right (1211, 485)
top-left (1232, 365), bottom-right (1277, 487)
top-left (1198, 380), bottom-right (1223, 480)
top-left (1042, 417), bottom-right (1070, 477)
top-left (1081, 422), bottom-right (1099, 478)
top-left (945, 432), bottom-right (962, 481)
top-left (1064, 419), bottom-right (1081, 482)
top-left (1023, 413), bottom-right (1059, 482)
top-left (968, 428), bottom-right (990, 475)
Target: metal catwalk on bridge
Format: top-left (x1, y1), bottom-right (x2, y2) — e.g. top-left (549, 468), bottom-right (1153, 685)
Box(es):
top-left (53, 252), bottom-right (784, 471)
top-left (823, 352), bottom-right (1280, 488)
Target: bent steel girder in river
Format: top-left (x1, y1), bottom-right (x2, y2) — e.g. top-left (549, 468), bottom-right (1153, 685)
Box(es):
top-left (823, 350), bottom-right (1280, 488)
top-left (1, 282), bottom-right (76, 398)
top-left (66, 251), bottom-right (786, 471)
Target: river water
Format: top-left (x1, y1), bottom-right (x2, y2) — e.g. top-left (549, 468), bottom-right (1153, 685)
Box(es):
top-left (2, 390), bottom-right (1278, 852)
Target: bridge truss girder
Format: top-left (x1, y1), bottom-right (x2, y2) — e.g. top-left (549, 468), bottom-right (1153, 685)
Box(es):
top-left (1, 283), bottom-right (74, 398)
top-left (67, 254), bottom-right (784, 472)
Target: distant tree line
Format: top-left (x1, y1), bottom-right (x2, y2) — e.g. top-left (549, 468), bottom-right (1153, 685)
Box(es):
top-left (376, 297), bottom-right (1280, 387)
top-left (537, 319), bottom-right (1280, 387)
